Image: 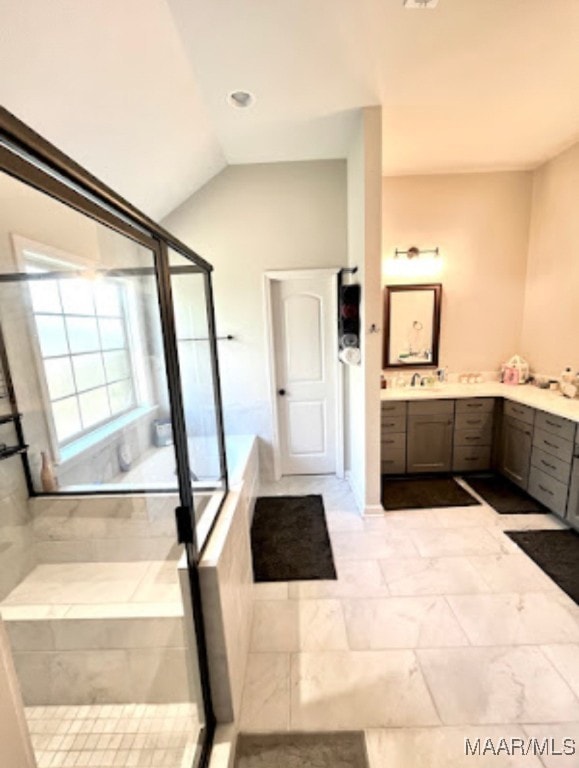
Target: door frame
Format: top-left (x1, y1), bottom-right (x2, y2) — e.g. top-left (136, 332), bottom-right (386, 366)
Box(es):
top-left (264, 268), bottom-right (344, 481)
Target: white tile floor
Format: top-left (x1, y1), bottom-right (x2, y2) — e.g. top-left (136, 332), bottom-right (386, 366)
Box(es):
top-left (27, 703), bottom-right (199, 768)
top-left (241, 475), bottom-right (579, 767)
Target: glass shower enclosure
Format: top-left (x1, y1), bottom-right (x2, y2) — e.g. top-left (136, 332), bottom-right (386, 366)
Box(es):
top-left (0, 107), bottom-right (227, 768)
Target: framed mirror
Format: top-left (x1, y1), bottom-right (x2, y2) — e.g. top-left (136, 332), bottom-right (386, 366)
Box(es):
top-left (383, 283), bottom-right (442, 368)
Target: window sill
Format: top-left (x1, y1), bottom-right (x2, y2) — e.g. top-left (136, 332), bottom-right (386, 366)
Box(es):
top-left (58, 405), bottom-right (158, 465)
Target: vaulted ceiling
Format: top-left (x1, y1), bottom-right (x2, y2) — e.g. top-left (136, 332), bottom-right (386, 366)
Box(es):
top-left (1, 0), bottom-right (578, 219)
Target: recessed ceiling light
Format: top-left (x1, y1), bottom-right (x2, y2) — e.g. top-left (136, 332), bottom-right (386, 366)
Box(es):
top-left (227, 91), bottom-right (255, 109)
top-left (403, 0), bottom-right (439, 8)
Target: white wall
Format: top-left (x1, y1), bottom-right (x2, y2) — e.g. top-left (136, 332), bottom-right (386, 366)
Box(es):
top-left (163, 160), bottom-right (348, 478)
top-left (382, 171), bottom-right (533, 374)
top-left (521, 140), bottom-right (579, 377)
top-left (345, 107), bottom-right (383, 513)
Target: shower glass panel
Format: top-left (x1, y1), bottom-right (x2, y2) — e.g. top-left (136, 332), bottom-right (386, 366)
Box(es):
top-left (0, 224), bottom-right (176, 494)
top-left (169, 248), bottom-right (226, 547)
top-left (0, 110), bottom-right (224, 768)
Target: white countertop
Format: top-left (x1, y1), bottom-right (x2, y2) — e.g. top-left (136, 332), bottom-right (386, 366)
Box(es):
top-left (381, 382), bottom-right (579, 424)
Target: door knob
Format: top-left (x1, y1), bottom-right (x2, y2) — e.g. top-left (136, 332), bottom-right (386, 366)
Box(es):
top-left (278, 389), bottom-right (286, 396)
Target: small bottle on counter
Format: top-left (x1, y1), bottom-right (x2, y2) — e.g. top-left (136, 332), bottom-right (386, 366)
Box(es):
top-left (560, 367), bottom-right (577, 398)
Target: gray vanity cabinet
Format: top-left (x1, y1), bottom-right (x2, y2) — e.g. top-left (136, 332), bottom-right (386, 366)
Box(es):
top-left (407, 401), bottom-right (454, 473)
top-left (453, 398), bottom-right (495, 472)
top-left (499, 414), bottom-right (533, 489)
top-left (381, 401), bottom-right (408, 474)
top-left (529, 411), bottom-right (576, 517)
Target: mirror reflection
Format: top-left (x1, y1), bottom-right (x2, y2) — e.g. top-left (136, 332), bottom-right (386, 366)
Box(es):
top-left (383, 283), bottom-right (442, 368)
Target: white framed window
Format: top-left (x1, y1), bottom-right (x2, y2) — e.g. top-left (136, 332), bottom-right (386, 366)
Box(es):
top-left (27, 269), bottom-right (137, 446)
top-left (9, 234), bottom-right (146, 459)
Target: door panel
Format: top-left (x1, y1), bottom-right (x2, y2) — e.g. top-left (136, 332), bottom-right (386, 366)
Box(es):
top-left (407, 414), bottom-right (453, 473)
top-left (288, 401), bottom-right (326, 454)
top-left (284, 295), bottom-right (323, 382)
top-left (272, 275), bottom-right (337, 475)
top-left (500, 416), bottom-right (532, 489)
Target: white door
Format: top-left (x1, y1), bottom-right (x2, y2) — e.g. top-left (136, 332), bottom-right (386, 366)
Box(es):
top-left (271, 273), bottom-right (337, 475)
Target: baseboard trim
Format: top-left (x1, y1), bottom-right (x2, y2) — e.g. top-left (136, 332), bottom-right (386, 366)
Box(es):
top-left (363, 504), bottom-right (385, 517)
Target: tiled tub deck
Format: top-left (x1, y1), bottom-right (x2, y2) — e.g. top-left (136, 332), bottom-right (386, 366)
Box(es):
top-left (1, 559), bottom-right (190, 706)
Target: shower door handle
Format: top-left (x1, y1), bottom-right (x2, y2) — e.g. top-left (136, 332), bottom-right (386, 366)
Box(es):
top-left (278, 389), bottom-right (286, 396)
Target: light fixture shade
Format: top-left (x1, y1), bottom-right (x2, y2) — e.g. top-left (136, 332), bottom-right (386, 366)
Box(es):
top-left (403, 0), bottom-right (439, 8)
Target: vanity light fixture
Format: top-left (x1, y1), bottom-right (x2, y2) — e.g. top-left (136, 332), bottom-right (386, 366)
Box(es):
top-left (394, 247), bottom-right (440, 260)
top-left (403, 0), bottom-right (439, 8)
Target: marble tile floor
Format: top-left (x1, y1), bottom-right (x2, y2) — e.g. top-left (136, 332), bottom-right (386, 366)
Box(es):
top-left (243, 475), bottom-right (579, 767)
top-left (27, 702), bottom-right (199, 768)
top-left (0, 560), bottom-right (183, 620)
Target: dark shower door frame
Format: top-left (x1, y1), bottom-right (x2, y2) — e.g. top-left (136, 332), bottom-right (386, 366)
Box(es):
top-left (0, 106), bottom-right (228, 768)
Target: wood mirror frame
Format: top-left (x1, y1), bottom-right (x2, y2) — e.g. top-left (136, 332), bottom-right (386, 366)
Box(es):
top-left (383, 283), bottom-right (442, 369)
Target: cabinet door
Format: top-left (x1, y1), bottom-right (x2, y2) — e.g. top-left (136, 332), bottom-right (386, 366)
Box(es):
top-left (407, 413), bottom-right (454, 473)
top-left (500, 416), bottom-right (532, 489)
top-left (566, 461), bottom-right (579, 529)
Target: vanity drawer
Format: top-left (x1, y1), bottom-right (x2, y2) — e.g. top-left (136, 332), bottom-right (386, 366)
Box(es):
top-left (455, 398), bottom-right (495, 414)
top-left (528, 466), bottom-right (568, 516)
top-left (408, 400), bottom-right (454, 416)
top-left (504, 400), bottom-right (535, 426)
top-left (381, 433), bottom-right (406, 474)
top-left (381, 401), bottom-right (407, 418)
top-left (533, 427), bottom-right (574, 465)
top-left (531, 446), bottom-right (572, 485)
top-left (535, 410), bottom-right (576, 443)
top-left (381, 433), bottom-right (406, 453)
top-left (381, 448), bottom-right (406, 475)
top-left (380, 415), bottom-right (406, 434)
top-left (454, 427), bottom-right (493, 447)
top-left (455, 412), bottom-right (493, 432)
top-left (453, 445), bottom-right (492, 473)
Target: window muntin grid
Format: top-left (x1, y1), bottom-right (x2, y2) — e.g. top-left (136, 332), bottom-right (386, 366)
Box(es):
top-left (28, 273), bottom-right (136, 445)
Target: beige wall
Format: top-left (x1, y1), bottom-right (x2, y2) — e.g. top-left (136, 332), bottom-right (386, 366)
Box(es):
top-left (521, 141), bottom-right (579, 377)
top-left (382, 171), bottom-right (533, 373)
top-left (163, 160), bottom-right (348, 478)
top-left (344, 107), bottom-right (383, 513)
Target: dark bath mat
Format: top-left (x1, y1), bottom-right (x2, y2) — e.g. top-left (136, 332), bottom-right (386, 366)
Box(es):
top-left (507, 530), bottom-right (579, 604)
top-left (382, 476), bottom-right (480, 511)
top-left (465, 473), bottom-right (549, 514)
top-left (251, 495), bottom-right (337, 582)
top-left (234, 731), bottom-right (369, 768)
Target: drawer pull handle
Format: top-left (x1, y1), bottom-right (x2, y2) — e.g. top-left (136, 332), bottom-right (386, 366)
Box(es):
top-left (464, 457), bottom-right (478, 462)
top-left (384, 422), bottom-right (395, 427)
top-left (466, 419), bottom-right (482, 425)
top-left (545, 419), bottom-right (561, 428)
top-left (538, 484), bottom-right (554, 496)
top-left (383, 440), bottom-right (395, 445)
top-left (524, 430), bottom-right (531, 437)
top-left (467, 403), bottom-right (483, 408)
top-left (541, 459), bottom-right (556, 471)
top-left (383, 459), bottom-right (394, 464)
top-left (465, 436), bottom-right (480, 441)
top-left (544, 440), bottom-right (558, 449)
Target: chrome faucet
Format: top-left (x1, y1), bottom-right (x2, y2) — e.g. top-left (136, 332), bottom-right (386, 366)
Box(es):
top-left (411, 373), bottom-right (422, 387)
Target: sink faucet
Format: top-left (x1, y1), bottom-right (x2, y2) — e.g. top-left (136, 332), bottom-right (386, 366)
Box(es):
top-left (411, 373), bottom-right (422, 387)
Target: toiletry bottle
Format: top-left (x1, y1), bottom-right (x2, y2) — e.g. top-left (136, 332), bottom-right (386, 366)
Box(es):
top-left (560, 367), bottom-right (573, 393)
top-left (40, 451), bottom-right (58, 492)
